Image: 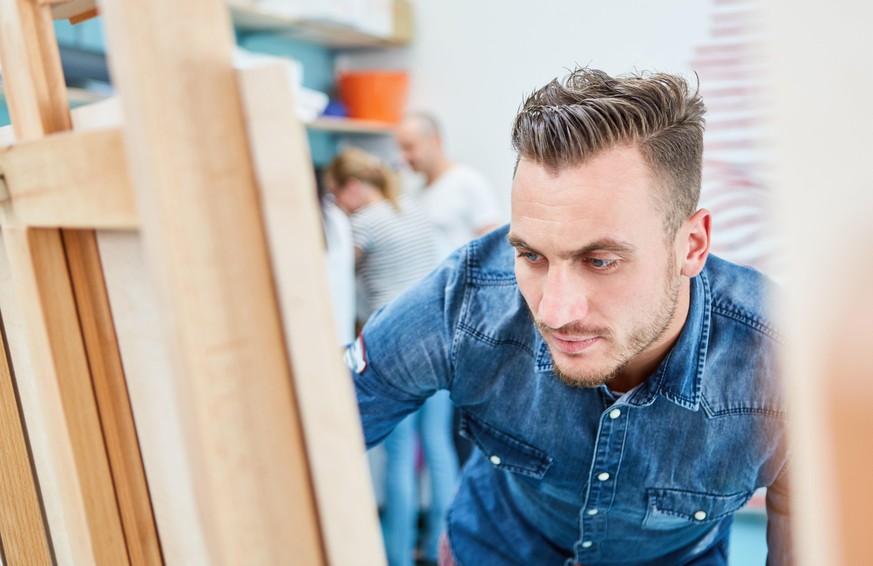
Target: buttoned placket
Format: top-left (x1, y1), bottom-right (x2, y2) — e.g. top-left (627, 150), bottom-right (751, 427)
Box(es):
top-left (570, 403), bottom-right (630, 564)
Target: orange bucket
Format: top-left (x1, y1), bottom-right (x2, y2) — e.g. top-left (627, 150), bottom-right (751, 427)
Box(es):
top-left (338, 71), bottom-right (409, 123)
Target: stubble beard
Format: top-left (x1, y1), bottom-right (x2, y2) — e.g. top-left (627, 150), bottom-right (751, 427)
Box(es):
top-left (539, 264), bottom-right (683, 390)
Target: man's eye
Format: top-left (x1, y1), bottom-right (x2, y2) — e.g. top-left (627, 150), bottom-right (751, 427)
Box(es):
top-left (588, 258), bottom-right (619, 269)
top-left (518, 251), bottom-right (541, 263)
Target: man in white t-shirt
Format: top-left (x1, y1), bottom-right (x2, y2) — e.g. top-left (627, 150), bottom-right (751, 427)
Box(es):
top-left (396, 112), bottom-right (502, 260)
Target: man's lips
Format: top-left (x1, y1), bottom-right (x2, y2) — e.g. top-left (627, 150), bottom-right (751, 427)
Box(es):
top-left (549, 334), bottom-right (601, 354)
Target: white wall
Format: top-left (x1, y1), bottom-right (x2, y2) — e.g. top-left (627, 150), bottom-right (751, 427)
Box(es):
top-left (339, 0), bottom-right (711, 220)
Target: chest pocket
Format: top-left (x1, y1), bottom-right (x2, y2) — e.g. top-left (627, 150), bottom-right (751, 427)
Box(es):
top-left (459, 412), bottom-right (553, 479)
top-left (643, 487), bottom-right (754, 531)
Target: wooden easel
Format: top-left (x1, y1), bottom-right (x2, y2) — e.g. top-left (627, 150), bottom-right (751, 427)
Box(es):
top-left (0, 0), bottom-right (384, 564)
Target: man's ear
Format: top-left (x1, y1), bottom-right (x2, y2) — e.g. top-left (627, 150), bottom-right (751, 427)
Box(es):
top-left (679, 208), bottom-right (711, 278)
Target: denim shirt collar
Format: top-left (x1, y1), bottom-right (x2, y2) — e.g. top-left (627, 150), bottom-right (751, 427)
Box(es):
top-left (627, 268), bottom-right (712, 410)
top-left (533, 268), bottom-right (712, 411)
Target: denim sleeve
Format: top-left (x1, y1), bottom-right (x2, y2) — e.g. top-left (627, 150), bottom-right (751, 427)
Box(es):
top-left (765, 462), bottom-right (794, 565)
top-left (349, 249), bottom-right (466, 449)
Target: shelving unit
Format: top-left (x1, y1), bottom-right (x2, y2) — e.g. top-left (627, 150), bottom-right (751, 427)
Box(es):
top-left (228, 0), bottom-right (412, 48)
top-left (49, 0), bottom-right (412, 49)
top-left (40, 0), bottom-right (409, 139)
top-left (228, 1), bottom-right (412, 143)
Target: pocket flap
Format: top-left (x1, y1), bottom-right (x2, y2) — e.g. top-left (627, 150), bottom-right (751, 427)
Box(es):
top-left (459, 412), bottom-right (553, 479)
top-left (644, 488), bottom-right (754, 530)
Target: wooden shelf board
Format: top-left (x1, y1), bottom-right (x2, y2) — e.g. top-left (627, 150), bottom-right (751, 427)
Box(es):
top-left (229, 3), bottom-right (409, 48)
top-left (307, 116), bottom-right (397, 134)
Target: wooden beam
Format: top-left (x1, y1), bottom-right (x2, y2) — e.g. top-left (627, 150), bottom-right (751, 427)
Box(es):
top-left (63, 229), bottom-right (164, 566)
top-left (238, 61), bottom-right (385, 565)
top-left (99, 0), bottom-right (325, 563)
top-left (69, 7), bottom-right (98, 24)
top-left (3, 226), bottom-right (129, 565)
top-left (96, 231), bottom-right (212, 564)
top-left (0, 128), bottom-right (138, 229)
top-left (0, 0), bottom-right (71, 140)
top-left (0, 303), bottom-right (53, 566)
top-left (47, 0), bottom-right (97, 21)
top-left (64, 100), bottom-right (162, 565)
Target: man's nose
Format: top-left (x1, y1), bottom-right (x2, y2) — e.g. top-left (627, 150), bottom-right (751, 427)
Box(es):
top-left (537, 267), bottom-right (589, 330)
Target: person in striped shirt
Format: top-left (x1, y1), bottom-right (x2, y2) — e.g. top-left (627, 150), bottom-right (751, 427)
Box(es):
top-left (327, 148), bottom-right (459, 566)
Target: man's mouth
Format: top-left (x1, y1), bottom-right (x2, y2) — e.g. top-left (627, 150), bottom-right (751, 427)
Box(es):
top-left (550, 334), bottom-right (601, 354)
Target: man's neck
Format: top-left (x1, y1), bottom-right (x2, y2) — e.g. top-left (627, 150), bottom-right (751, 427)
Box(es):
top-left (609, 278), bottom-right (692, 393)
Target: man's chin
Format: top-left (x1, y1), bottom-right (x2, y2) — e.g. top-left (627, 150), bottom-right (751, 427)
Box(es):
top-left (552, 361), bottom-right (616, 390)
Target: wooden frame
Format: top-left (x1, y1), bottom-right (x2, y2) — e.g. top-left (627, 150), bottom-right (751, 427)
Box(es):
top-left (0, 0), bottom-right (383, 564)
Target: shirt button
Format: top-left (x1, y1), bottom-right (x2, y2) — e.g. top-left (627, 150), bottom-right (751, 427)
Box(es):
top-left (586, 508), bottom-right (598, 516)
top-left (581, 541), bottom-right (593, 548)
top-left (609, 408), bottom-right (621, 419)
top-left (490, 455), bottom-right (501, 466)
top-left (597, 472), bottom-right (610, 481)
top-left (694, 510), bottom-right (707, 521)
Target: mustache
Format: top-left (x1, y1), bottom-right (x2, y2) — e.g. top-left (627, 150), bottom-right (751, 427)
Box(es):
top-left (533, 319), bottom-right (612, 338)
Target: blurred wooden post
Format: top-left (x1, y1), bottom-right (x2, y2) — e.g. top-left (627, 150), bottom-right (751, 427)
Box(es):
top-left (769, 1), bottom-right (873, 564)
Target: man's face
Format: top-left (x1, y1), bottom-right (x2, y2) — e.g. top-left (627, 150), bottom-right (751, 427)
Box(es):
top-left (509, 147), bottom-right (689, 390)
top-left (395, 119), bottom-right (437, 174)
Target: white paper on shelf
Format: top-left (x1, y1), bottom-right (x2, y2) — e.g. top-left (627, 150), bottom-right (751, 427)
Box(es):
top-left (233, 47), bottom-right (329, 122)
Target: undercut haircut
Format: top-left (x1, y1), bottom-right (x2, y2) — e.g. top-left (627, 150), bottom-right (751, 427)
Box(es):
top-left (511, 67), bottom-right (706, 237)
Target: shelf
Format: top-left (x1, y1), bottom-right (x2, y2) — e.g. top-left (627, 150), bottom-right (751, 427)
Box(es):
top-left (307, 116), bottom-right (397, 134)
top-left (229, 1), bottom-right (411, 48)
top-left (48, 0), bottom-right (412, 47)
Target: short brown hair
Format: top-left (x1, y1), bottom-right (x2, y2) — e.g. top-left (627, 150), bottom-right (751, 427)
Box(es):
top-left (511, 68), bottom-right (706, 236)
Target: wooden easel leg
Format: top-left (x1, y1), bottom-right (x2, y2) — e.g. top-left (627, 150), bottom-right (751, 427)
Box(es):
top-left (0, 310), bottom-right (53, 566)
top-left (2, 226), bottom-right (129, 565)
top-left (62, 229), bottom-right (164, 566)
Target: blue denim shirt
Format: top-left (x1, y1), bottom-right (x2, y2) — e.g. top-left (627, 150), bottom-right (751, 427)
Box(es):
top-left (350, 226), bottom-right (792, 566)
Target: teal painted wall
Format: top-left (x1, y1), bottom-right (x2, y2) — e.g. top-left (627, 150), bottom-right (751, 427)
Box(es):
top-left (54, 16), bottom-right (105, 50)
top-left (0, 101), bottom-right (9, 128)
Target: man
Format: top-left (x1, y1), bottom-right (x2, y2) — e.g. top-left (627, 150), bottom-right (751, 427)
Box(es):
top-left (348, 68), bottom-right (792, 565)
top-left (395, 112), bottom-right (502, 260)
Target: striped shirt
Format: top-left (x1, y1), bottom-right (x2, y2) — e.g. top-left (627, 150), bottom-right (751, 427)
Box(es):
top-left (351, 194), bottom-right (438, 320)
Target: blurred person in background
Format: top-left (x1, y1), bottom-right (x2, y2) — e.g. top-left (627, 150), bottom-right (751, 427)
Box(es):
top-left (395, 112), bottom-right (502, 260)
top-left (326, 148), bottom-right (458, 566)
top-left (396, 112), bottom-right (503, 470)
top-left (315, 166), bottom-right (356, 347)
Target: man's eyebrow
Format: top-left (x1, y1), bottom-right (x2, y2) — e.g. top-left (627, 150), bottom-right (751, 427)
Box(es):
top-left (506, 234), bottom-right (531, 249)
top-left (573, 239), bottom-right (636, 256)
top-left (506, 234), bottom-right (635, 256)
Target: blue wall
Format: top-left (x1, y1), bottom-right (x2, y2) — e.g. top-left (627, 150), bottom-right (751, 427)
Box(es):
top-left (0, 101), bottom-right (9, 128)
top-left (54, 16), bottom-right (105, 50)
